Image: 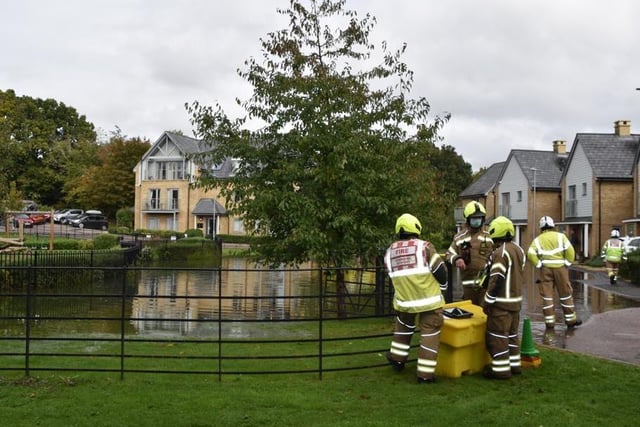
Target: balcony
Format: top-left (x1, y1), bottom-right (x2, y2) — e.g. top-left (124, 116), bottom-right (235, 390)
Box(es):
top-left (499, 204), bottom-right (511, 218)
top-left (143, 198), bottom-right (180, 212)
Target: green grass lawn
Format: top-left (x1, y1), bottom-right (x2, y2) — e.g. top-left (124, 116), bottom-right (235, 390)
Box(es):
top-left (2, 345), bottom-right (639, 427)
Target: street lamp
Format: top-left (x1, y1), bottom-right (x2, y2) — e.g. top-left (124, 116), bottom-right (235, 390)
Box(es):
top-left (531, 168), bottom-right (537, 241)
top-left (530, 167), bottom-right (537, 286)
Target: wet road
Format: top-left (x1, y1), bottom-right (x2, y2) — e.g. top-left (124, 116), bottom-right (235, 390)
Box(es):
top-left (452, 265), bottom-right (640, 364)
top-left (526, 266), bottom-right (640, 365)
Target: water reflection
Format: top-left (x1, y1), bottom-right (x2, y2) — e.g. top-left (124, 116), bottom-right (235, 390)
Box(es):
top-left (3, 258), bottom-right (638, 347)
top-left (130, 258), bottom-right (319, 338)
top-left (524, 268), bottom-right (640, 348)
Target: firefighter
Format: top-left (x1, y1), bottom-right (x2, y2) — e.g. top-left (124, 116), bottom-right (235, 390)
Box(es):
top-left (447, 201), bottom-right (493, 305)
top-left (527, 216), bottom-right (582, 330)
top-left (480, 216), bottom-right (525, 379)
top-left (384, 213), bottom-right (448, 383)
top-left (601, 228), bottom-right (626, 285)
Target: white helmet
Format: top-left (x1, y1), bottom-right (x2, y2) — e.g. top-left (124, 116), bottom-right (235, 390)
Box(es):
top-left (539, 216), bottom-right (555, 229)
top-left (611, 229), bottom-right (620, 238)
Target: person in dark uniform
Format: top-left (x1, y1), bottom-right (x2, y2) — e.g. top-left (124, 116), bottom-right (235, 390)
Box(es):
top-left (481, 216), bottom-right (525, 379)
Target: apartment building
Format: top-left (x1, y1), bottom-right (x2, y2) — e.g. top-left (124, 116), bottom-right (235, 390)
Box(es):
top-left (133, 131), bottom-right (245, 236)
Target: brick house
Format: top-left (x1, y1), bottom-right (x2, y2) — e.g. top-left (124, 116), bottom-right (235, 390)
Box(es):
top-left (458, 120), bottom-right (640, 261)
top-left (561, 120), bottom-right (639, 258)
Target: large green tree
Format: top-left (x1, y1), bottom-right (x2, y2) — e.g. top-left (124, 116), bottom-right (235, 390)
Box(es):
top-left (0, 89), bottom-right (97, 207)
top-left (65, 131), bottom-right (150, 218)
top-left (189, 0), bottom-right (455, 268)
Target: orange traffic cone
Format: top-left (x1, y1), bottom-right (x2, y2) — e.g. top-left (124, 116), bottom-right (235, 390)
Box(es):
top-left (521, 317), bottom-right (541, 368)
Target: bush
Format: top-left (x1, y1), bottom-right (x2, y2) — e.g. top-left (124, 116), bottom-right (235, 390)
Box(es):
top-left (23, 238), bottom-right (81, 250)
top-left (185, 229), bottom-right (203, 238)
top-left (112, 226), bottom-right (131, 234)
top-left (216, 234), bottom-right (253, 244)
top-left (93, 234), bottom-right (121, 250)
top-left (116, 207), bottom-right (134, 228)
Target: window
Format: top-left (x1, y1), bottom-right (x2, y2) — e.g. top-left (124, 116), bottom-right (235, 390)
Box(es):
top-left (147, 160), bottom-right (184, 180)
top-left (581, 182), bottom-right (587, 196)
top-left (233, 218), bottom-right (244, 233)
top-left (168, 189), bottom-right (179, 209)
top-left (568, 185), bottom-right (576, 200)
top-left (500, 193), bottom-right (510, 217)
top-left (146, 216), bottom-right (160, 230)
top-left (516, 191), bottom-right (522, 202)
top-left (149, 189), bottom-right (160, 209)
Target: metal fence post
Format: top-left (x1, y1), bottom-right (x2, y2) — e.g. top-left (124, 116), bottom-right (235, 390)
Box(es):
top-left (318, 268), bottom-right (324, 380)
top-left (119, 264), bottom-right (127, 380)
top-left (217, 266), bottom-right (222, 382)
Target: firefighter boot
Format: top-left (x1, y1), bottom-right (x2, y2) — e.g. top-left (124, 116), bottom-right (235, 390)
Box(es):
top-left (385, 352), bottom-right (405, 372)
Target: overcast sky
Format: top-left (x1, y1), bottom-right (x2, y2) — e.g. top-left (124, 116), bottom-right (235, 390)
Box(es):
top-left (3, 0), bottom-right (639, 171)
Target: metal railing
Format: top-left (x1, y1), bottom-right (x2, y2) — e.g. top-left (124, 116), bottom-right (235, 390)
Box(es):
top-left (0, 264), bottom-right (395, 380)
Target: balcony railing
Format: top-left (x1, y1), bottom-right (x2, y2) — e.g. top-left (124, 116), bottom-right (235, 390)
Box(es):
top-left (143, 199), bottom-right (180, 211)
top-left (499, 204), bottom-right (511, 218)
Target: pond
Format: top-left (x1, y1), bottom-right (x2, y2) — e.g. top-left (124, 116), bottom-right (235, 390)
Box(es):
top-left (1, 259), bottom-right (638, 348)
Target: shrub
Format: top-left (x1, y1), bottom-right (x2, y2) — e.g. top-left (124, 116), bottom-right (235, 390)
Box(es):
top-left (216, 234), bottom-right (253, 245)
top-left (48, 238), bottom-right (81, 250)
top-left (185, 228), bottom-right (203, 238)
top-left (93, 234), bottom-right (121, 250)
top-left (78, 239), bottom-right (94, 250)
top-left (116, 207), bottom-right (134, 228)
top-left (112, 226), bottom-right (131, 234)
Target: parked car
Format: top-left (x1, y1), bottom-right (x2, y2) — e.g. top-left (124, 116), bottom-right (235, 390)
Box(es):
top-left (12, 213), bottom-right (34, 229)
top-left (59, 209), bottom-right (84, 224)
top-left (28, 212), bottom-right (51, 225)
top-left (75, 214), bottom-right (109, 230)
top-left (623, 236), bottom-right (640, 255)
top-left (53, 208), bottom-right (71, 223)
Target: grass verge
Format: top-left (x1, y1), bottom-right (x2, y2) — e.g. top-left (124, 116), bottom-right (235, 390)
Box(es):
top-left (1, 345), bottom-right (639, 426)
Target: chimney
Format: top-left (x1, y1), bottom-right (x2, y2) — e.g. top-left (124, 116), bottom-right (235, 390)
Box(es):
top-left (614, 120), bottom-right (631, 136)
top-left (553, 140), bottom-right (566, 154)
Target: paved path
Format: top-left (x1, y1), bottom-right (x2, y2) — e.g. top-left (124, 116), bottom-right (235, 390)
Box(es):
top-left (562, 267), bottom-right (640, 366)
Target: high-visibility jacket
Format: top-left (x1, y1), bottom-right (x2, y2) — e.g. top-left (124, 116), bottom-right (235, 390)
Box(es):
top-left (527, 229), bottom-right (575, 269)
top-left (601, 238), bottom-right (625, 263)
top-left (385, 238), bottom-right (447, 313)
top-left (483, 241), bottom-right (525, 311)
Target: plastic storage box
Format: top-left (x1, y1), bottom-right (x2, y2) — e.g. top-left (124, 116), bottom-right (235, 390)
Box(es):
top-left (436, 300), bottom-right (490, 378)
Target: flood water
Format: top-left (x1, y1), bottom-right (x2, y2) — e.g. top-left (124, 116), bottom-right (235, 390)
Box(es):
top-left (2, 259), bottom-right (639, 349)
top-left (520, 268), bottom-right (640, 348)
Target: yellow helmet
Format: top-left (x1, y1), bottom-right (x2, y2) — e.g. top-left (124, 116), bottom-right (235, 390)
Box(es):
top-left (488, 216), bottom-right (514, 240)
top-left (395, 213), bottom-right (422, 236)
top-left (464, 201), bottom-right (486, 228)
top-left (463, 201), bottom-right (486, 218)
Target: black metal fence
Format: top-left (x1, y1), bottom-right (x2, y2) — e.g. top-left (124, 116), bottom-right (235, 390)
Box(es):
top-left (0, 259), bottom-right (395, 380)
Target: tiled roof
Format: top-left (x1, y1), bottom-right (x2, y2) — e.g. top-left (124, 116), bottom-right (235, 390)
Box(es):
top-left (165, 132), bottom-right (205, 154)
top-left (459, 162), bottom-right (504, 197)
top-left (510, 150), bottom-right (566, 188)
top-left (192, 198), bottom-right (227, 215)
top-left (573, 133), bottom-right (639, 179)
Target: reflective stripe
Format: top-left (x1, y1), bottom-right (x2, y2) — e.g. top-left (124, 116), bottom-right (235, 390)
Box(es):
top-left (417, 358), bottom-right (437, 374)
top-left (494, 295), bottom-right (523, 303)
top-left (395, 294), bottom-right (443, 309)
top-left (388, 266), bottom-right (431, 278)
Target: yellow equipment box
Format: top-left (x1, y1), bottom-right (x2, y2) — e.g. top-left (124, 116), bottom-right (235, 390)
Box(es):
top-left (436, 300), bottom-right (490, 378)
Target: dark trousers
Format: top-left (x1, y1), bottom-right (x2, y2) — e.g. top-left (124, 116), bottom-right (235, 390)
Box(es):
top-left (485, 306), bottom-right (521, 378)
top-left (388, 308), bottom-right (444, 379)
